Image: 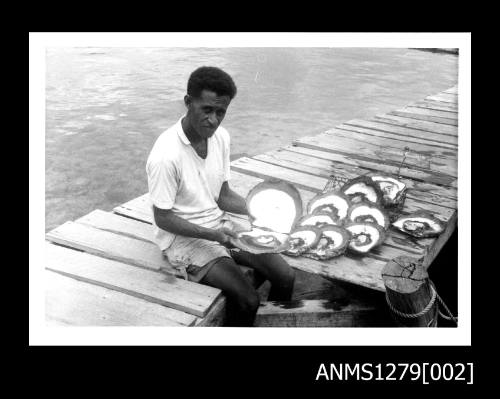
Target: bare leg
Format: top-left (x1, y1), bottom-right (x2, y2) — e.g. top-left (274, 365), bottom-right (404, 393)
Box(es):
top-left (200, 257), bottom-right (260, 326)
top-left (230, 250), bottom-right (295, 301)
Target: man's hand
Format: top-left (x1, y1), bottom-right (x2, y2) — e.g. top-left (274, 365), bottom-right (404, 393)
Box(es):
top-left (212, 227), bottom-right (239, 248)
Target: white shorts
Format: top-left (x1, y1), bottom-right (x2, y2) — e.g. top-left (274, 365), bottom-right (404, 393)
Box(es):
top-left (162, 218), bottom-right (245, 282)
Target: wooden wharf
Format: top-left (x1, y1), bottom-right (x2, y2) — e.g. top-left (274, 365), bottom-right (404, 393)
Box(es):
top-left (45, 85), bottom-right (459, 327)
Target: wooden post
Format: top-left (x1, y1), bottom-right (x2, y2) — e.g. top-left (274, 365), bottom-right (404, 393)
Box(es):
top-left (382, 256), bottom-right (438, 327)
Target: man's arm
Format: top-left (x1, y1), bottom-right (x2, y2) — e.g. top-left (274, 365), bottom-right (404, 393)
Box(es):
top-left (217, 181), bottom-right (248, 215)
top-left (153, 205), bottom-right (237, 245)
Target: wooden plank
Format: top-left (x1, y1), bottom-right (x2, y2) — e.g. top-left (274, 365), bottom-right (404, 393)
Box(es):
top-left (292, 136), bottom-right (458, 188)
top-left (426, 93), bottom-right (458, 104)
top-left (233, 156), bottom-right (325, 193)
top-left (194, 296), bottom-right (227, 327)
top-left (422, 210), bottom-right (458, 269)
top-left (413, 100), bottom-right (458, 113)
top-left (114, 195), bottom-right (152, 223)
top-left (329, 127), bottom-right (457, 177)
top-left (230, 157), bottom-right (456, 221)
top-left (320, 130), bottom-right (457, 171)
top-left (340, 119), bottom-right (458, 146)
top-left (374, 114), bottom-right (458, 136)
top-left (45, 242), bottom-right (221, 318)
top-left (426, 95), bottom-right (457, 104)
top-left (76, 209), bottom-right (154, 243)
top-left (113, 195), bottom-right (257, 235)
top-left (80, 207), bottom-right (245, 252)
top-left (326, 124), bottom-right (457, 159)
top-left (283, 251), bottom-right (387, 291)
top-left (280, 235), bottom-right (442, 293)
top-left (286, 145), bottom-right (457, 189)
top-left (300, 132), bottom-right (457, 176)
top-left (115, 193), bottom-right (251, 229)
top-left (120, 194), bottom-right (152, 212)
top-left (74, 210), bottom-right (259, 287)
top-left (334, 123), bottom-right (457, 150)
top-left (327, 126), bottom-right (458, 167)
top-left (443, 86), bottom-right (458, 94)
top-left (422, 98), bottom-right (458, 111)
top-left (112, 205), bottom-right (151, 223)
top-left (400, 106), bottom-right (458, 120)
top-left (46, 221), bottom-right (166, 271)
top-left (254, 149), bottom-right (457, 204)
top-left (389, 110), bottom-right (458, 126)
top-left (45, 269), bottom-right (197, 326)
top-left (254, 299), bottom-right (388, 327)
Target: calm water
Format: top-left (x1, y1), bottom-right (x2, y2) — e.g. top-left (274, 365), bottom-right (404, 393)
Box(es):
top-left (45, 48), bottom-right (457, 231)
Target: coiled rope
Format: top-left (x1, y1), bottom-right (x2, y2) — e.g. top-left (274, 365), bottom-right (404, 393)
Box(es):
top-left (385, 280), bottom-right (458, 326)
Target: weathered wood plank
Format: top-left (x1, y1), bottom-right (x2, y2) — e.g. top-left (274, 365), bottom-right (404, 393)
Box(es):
top-left (46, 221), bottom-right (165, 271)
top-left (194, 296), bottom-right (227, 327)
top-left (325, 125), bottom-right (458, 159)
top-left (340, 119), bottom-right (458, 146)
top-left (76, 210), bottom-right (258, 287)
top-left (422, 210), bottom-right (458, 269)
top-left (400, 106), bottom-right (458, 120)
top-left (374, 114), bottom-right (458, 136)
top-left (230, 157), bottom-right (456, 221)
top-left (45, 242), bottom-right (221, 318)
top-left (426, 93), bottom-right (458, 104)
top-left (45, 269), bottom-right (197, 326)
top-left (304, 131), bottom-right (457, 174)
top-left (327, 127), bottom-right (458, 169)
top-left (254, 299), bottom-right (388, 327)
top-left (113, 196), bottom-right (152, 223)
top-left (233, 156), bottom-right (326, 192)
top-left (253, 149), bottom-right (457, 204)
top-left (112, 196), bottom-right (252, 240)
top-left (286, 145), bottom-right (457, 189)
top-left (283, 252), bottom-right (387, 291)
top-left (390, 110), bottom-right (458, 126)
top-left (413, 100), bottom-right (458, 113)
top-left (292, 136), bottom-right (458, 188)
top-left (76, 209), bottom-right (154, 243)
top-left (443, 86), bottom-right (458, 94)
top-left (114, 193), bottom-right (251, 230)
top-left (112, 205), bottom-right (151, 223)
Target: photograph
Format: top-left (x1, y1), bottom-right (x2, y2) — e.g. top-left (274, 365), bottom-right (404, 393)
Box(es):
top-left (31, 33), bottom-right (469, 340)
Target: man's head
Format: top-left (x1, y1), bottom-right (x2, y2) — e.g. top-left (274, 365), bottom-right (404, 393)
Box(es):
top-left (183, 66), bottom-right (237, 139)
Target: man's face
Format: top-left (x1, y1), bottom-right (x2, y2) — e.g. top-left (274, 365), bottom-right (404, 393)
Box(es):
top-left (185, 89), bottom-right (231, 139)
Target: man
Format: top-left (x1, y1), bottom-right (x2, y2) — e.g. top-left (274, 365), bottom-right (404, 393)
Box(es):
top-left (146, 66), bottom-right (295, 326)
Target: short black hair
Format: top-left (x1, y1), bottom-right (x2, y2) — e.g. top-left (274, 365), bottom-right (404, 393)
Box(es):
top-left (187, 66), bottom-right (237, 100)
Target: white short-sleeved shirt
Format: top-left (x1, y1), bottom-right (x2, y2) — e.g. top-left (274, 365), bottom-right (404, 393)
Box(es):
top-left (146, 116), bottom-right (231, 250)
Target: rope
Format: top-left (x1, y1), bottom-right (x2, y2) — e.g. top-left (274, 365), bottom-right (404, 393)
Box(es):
top-left (385, 280), bottom-right (458, 326)
top-left (385, 283), bottom-right (437, 319)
